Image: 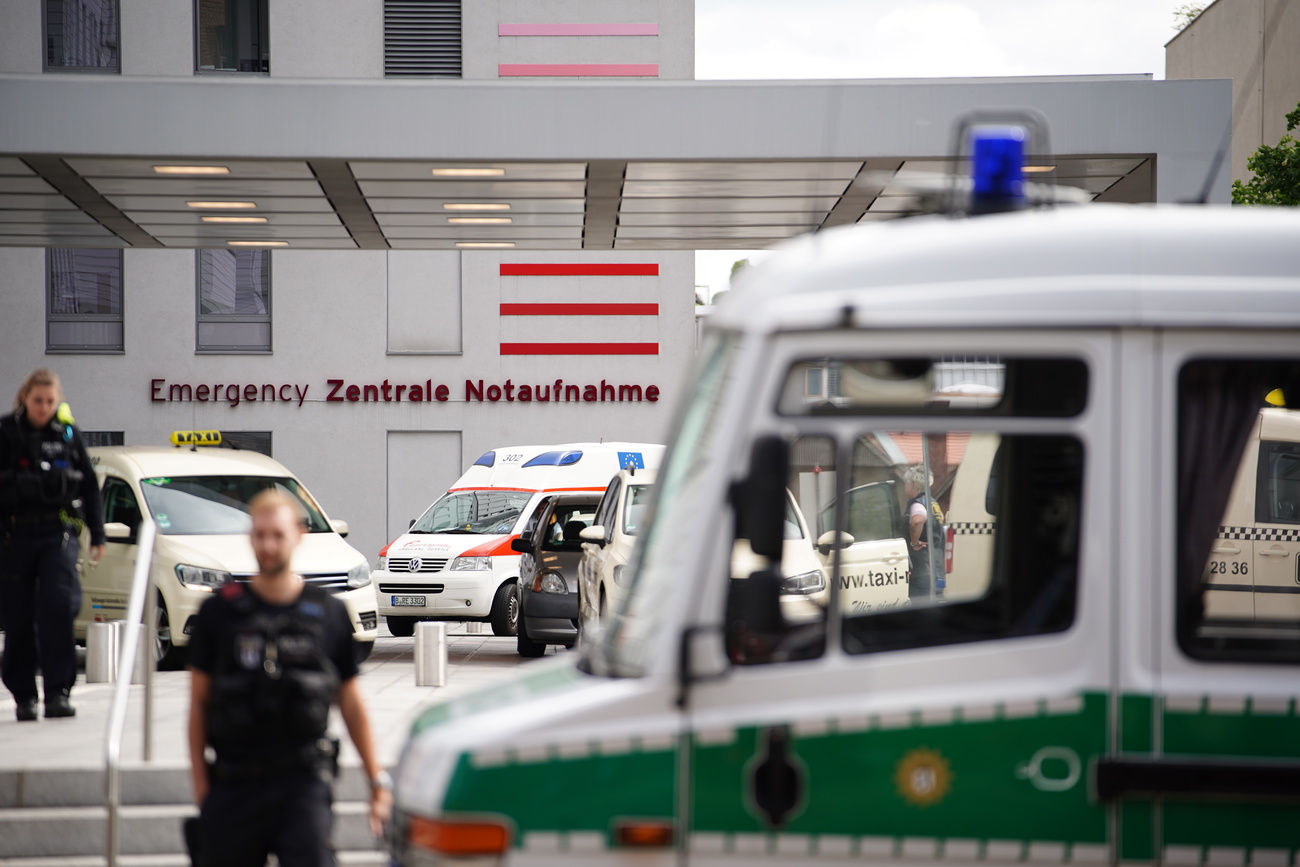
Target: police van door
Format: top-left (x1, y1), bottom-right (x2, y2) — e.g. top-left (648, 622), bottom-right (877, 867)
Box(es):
top-left (683, 337), bottom-right (1117, 864)
top-left (1130, 337), bottom-right (1300, 863)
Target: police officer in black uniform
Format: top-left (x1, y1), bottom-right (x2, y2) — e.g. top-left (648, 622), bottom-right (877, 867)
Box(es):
top-left (0, 368), bottom-right (105, 722)
top-left (187, 489), bottom-right (390, 866)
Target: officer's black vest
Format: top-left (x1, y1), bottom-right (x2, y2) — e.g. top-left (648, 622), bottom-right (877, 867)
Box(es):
top-left (0, 414), bottom-right (84, 513)
top-left (206, 582), bottom-right (340, 747)
top-left (908, 491), bottom-right (946, 551)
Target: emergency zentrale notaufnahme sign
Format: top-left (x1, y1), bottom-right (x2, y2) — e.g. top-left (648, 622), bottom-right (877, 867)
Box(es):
top-left (149, 378), bottom-right (661, 408)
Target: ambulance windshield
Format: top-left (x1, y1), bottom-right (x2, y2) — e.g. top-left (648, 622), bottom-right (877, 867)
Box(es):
top-left (410, 489), bottom-right (533, 536)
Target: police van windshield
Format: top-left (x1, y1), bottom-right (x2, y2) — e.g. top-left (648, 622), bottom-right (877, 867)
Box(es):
top-left (410, 490), bottom-right (533, 536)
top-left (138, 476), bottom-right (330, 536)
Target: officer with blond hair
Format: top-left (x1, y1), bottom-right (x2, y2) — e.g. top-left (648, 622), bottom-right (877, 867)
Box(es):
top-left (187, 488), bottom-right (390, 865)
top-left (0, 368), bottom-right (104, 721)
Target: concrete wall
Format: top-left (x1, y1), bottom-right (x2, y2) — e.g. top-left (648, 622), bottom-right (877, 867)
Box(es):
top-left (272, 0), bottom-right (383, 79)
top-left (121, 0), bottom-right (193, 76)
top-left (463, 0), bottom-right (694, 79)
top-left (1166, 0), bottom-right (1300, 184)
top-left (0, 246), bottom-right (695, 566)
top-left (0, 1), bottom-right (47, 74)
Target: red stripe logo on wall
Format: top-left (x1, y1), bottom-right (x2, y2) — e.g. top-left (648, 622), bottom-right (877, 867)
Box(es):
top-left (499, 264), bottom-right (660, 355)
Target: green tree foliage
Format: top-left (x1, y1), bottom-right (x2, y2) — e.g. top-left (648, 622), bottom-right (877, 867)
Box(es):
top-left (1172, 4), bottom-right (1204, 31)
top-left (1231, 102), bottom-right (1300, 206)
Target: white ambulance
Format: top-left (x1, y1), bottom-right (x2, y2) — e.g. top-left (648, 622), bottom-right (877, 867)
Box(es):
top-left (374, 443), bottom-right (663, 637)
top-left (386, 172), bottom-right (1300, 863)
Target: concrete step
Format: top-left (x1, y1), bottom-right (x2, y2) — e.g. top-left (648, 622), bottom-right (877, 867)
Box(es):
top-left (0, 801), bottom-right (383, 859)
top-left (0, 766), bottom-right (376, 808)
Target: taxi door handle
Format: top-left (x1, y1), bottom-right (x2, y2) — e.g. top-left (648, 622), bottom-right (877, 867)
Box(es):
top-left (885, 556), bottom-right (904, 564)
top-left (1211, 545), bottom-right (1240, 555)
top-left (1259, 547), bottom-right (1289, 557)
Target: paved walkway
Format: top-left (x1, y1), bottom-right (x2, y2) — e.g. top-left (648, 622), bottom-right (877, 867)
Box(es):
top-left (0, 627), bottom-right (564, 772)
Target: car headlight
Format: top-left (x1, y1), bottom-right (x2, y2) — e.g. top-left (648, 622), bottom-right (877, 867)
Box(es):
top-left (348, 561), bottom-right (372, 589)
top-left (539, 572), bottom-right (567, 594)
top-left (781, 569), bottom-right (825, 595)
top-left (175, 564), bottom-right (232, 592)
top-left (450, 556), bottom-right (491, 571)
top-left (378, 556), bottom-right (387, 571)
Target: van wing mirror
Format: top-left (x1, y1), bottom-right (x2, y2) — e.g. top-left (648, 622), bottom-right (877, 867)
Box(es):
top-left (815, 530), bottom-right (854, 556)
top-left (330, 519), bottom-right (350, 537)
top-left (104, 522), bottom-right (132, 541)
top-left (510, 537), bottom-right (533, 554)
top-left (734, 435), bottom-right (790, 564)
top-left (580, 525), bottom-right (607, 545)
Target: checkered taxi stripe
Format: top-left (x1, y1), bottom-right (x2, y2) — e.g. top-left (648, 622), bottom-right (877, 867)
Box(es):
top-left (1218, 525), bottom-right (1300, 542)
top-left (950, 521), bottom-right (996, 536)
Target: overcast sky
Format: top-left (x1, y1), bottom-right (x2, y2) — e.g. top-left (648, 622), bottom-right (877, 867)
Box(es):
top-left (692, 0), bottom-right (1186, 299)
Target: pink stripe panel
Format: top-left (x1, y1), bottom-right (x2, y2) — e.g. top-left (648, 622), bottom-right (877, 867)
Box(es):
top-left (499, 23), bottom-right (659, 37)
top-left (499, 64), bottom-right (659, 77)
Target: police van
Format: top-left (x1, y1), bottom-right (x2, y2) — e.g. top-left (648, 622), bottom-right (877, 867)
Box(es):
top-left (374, 443), bottom-right (663, 638)
top-left (386, 151), bottom-right (1300, 863)
top-left (79, 432), bottom-right (378, 667)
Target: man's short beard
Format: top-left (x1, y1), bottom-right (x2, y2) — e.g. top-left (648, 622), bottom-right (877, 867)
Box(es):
top-left (256, 553), bottom-right (292, 576)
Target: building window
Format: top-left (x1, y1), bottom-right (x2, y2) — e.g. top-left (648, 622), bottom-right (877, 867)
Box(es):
top-left (44, 0), bottom-right (120, 72)
top-left (219, 431), bottom-right (272, 457)
top-left (195, 0), bottom-right (268, 73)
top-left (196, 249), bottom-right (271, 353)
top-left (47, 248), bottom-right (124, 353)
top-left (384, 0), bottom-right (462, 77)
top-left (81, 431), bottom-right (124, 447)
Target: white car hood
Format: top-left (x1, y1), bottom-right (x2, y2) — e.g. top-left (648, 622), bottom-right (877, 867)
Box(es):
top-left (159, 532), bottom-right (366, 575)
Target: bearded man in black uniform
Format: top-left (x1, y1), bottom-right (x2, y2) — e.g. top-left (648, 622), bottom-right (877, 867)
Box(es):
top-left (0, 368), bottom-right (105, 721)
top-left (187, 489), bottom-right (391, 866)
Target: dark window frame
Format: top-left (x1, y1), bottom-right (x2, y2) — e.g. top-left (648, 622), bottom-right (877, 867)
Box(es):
top-left (192, 0), bottom-right (270, 75)
top-left (1256, 440), bottom-right (1300, 526)
top-left (42, 0), bottom-right (121, 73)
top-left (195, 249), bottom-right (272, 354)
top-left (46, 248), bottom-right (125, 354)
top-left (81, 431), bottom-right (124, 447)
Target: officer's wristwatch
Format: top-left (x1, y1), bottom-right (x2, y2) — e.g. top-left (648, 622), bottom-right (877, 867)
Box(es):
top-left (370, 770), bottom-right (394, 792)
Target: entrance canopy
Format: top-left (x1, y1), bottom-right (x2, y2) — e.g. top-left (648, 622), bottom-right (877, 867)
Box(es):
top-left (0, 75), bottom-right (1230, 250)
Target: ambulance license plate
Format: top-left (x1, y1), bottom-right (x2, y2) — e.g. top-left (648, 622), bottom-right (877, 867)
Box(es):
top-left (391, 595), bottom-right (425, 607)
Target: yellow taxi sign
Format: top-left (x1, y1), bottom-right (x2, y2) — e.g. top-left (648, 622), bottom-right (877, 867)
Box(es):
top-left (170, 430), bottom-right (222, 447)
top-left (1265, 388), bottom-right (1286, 407)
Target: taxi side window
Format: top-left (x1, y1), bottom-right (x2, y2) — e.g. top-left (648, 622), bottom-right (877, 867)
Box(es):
top-left (1256, 441), bottom-right (1300, 524)
top-left (544, 504), bottom-right (592, 551)
top-left (102, 477), bottom-right (142, 540)
top-left (594, 479), bottom-right (622, 542)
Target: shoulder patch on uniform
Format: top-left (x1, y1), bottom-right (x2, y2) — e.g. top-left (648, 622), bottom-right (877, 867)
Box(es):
top-left (299, 601), bottom-right (324, 618)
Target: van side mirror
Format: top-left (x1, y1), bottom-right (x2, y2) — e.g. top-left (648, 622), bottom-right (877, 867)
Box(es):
top-left (409, 518), bottom-right (416, 529)
top-left (104, 522), bottom-right (132, 541)
top-left (330, 519), bottom-right (350, 537)
top-left (580, 525), bottom-right (607, 546)
top-left (510, 537), bottom-right (533, 554)
top-left (815, 530), bottom-right (854, 556)
top-left (734, 435), bottom-right (789, 564)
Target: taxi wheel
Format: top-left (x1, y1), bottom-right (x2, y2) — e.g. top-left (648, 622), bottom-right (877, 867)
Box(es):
top-left (155, 593), bottom-right (185, 671)
top-left (386, 616), bottom-right (416, 638)
top-left (490, 582), bottom-right (519, 637)
top-left (516, 622), bottom-right (547, 658)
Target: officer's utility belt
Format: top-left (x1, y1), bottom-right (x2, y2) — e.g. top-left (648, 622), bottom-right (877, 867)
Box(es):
top-left (3, 511), bottom-right (69, 529)
top-left (210, 736), bottom-right (340, 784)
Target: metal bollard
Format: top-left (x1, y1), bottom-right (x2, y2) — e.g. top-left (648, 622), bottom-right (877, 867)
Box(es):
top-left (465, 621), bottom-right (483, 634)
top-left (414, 622), bottom-right (447, 687)
top-left (86, 622), bottom-right (118, 683)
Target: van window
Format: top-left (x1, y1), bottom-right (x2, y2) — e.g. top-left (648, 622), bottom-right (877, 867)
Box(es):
top-left (543, 503), bottom-right (596, 551)
top-left (837, 432), bottom-right (1081, 655)
top-left (1178, 358), bottom-right (1300, 663)
top-left (778, 357), bottom-right (1087, 417)
top-left (1256, 441), bottom-right (1300, 525)
top-left (624, 484), bottom-right (653, 536)
top-left (101, 477), bottom-right (142, 538)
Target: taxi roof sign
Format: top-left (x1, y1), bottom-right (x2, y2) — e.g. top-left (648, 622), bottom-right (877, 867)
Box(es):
top-left (170, 430), bottom-right (222, 447)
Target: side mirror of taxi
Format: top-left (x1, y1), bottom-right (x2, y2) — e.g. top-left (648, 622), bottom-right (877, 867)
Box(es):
top-left (815, 530), bottom-right (854, 556)
top-left (510, 537), bottom-right (533, 554)
top-left (580, 525), bottom-right (607, 546)
top-left (104, 522), bottom-right (131, 541)
top-left (330, 519), bottom-right (350, 537)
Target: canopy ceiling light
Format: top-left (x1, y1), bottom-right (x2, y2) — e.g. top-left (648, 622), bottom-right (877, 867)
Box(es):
top-left (201, 216), bottom-right (268, 224)
top-left (227, 240), bottom-right (288, 247)
top-left (447, 217), bottom-right (512, 225)
top-left (186, 201), bottom-right (258, 209)
top-left (432, 168), bottom-right (506, 177)
top-left (455, 241), bottom-right (515, 248)
top-left (443, 203), bottom-right (511, 211)
top-left (153, 165), bottom-right (230, 175)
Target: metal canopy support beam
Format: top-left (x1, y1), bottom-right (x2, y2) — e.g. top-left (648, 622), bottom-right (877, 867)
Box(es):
top-left (822, 159), bottom-right (902, 229)
top-left (23, 156), bottom-right (161, 248)
top-left (309, 159), bottom-right (389, 250)
top-left (583, 160), bottom-right (624, 249)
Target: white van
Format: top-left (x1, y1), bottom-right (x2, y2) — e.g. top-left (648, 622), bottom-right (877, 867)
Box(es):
top-left (81, 434), bottom-right (378, 667)
top-left (387, 200), bottom-right (1300, 865)
top-left (375, 443), bottom-right (663, 637)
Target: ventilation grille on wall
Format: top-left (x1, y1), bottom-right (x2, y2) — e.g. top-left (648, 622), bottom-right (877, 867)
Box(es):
top-left (384, 0), bottom-right (462, 77)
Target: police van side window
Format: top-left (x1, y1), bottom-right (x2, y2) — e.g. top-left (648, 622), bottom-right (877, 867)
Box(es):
top-left (1179, 358), bottom-right (1300, 663)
